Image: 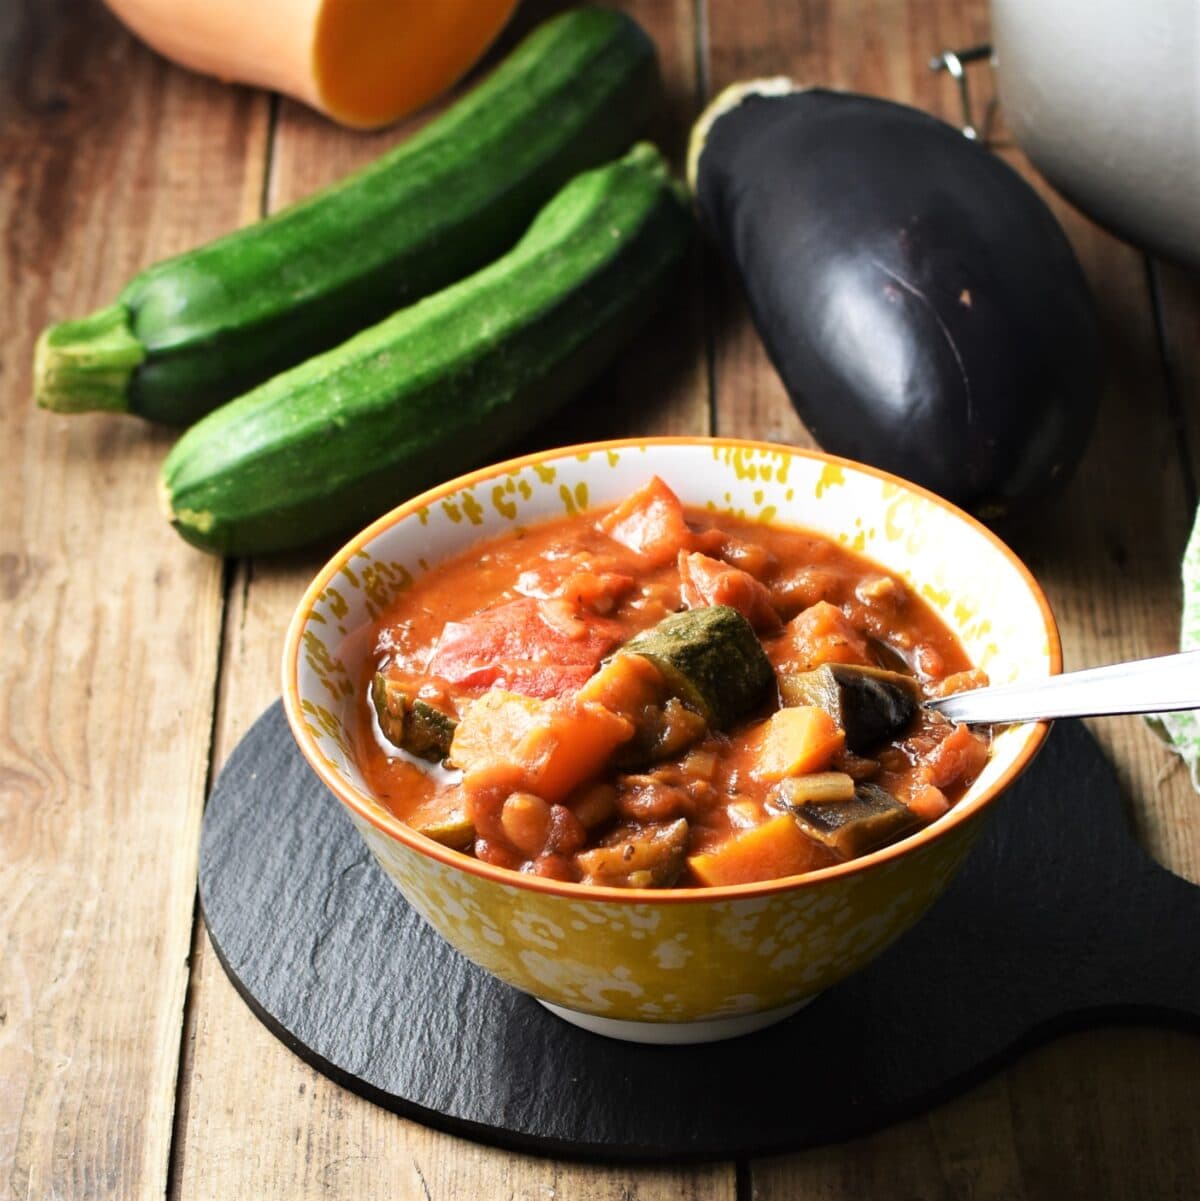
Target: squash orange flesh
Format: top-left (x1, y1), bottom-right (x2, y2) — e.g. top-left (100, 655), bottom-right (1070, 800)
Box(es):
top-left (688, 814), bottom-right (826, 886)
top-left (314, 0), bottom-right (520, 128)
top-left (103, 0), bottom-right (518, 128)
top-left (752, 706), bottom-right (846, 782)
top-left (451, 690), bottom-right (635, 805)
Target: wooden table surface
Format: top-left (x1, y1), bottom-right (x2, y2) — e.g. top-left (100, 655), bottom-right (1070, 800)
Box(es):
top-left (4, 1), bottom-right (1200, 1197)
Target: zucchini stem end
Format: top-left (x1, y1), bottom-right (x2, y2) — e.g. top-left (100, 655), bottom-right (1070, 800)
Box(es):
top-left (34, 304), bottom-right (144, 415)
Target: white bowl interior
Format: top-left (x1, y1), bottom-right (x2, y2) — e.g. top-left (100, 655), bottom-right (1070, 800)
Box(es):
top-left (290, 442), bottom-right (1054, 829)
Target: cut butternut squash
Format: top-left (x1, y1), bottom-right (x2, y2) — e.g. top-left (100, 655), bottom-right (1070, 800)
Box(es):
top-left (687, 814), bottom-right (825, 886)
top-left (752, 706), bottom-right (845, 782)
top-left (449, 690), bottom-right (634, 805)
top-left (104, 0), bottom-right (518, 128)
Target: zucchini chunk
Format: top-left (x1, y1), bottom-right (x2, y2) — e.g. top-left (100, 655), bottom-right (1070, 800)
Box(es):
top-left (371, 673), bottom-right (457, 762)
top-left (576, 818), bottom-right (690, 888)
top-left (618, 605), bottom-right (773, 729)
top-left (779, 663), bottom-right (919, 753)
top-left (405, 793), bottom-right (476, 850)
top-left (773, 780), bottom-right (920, 858)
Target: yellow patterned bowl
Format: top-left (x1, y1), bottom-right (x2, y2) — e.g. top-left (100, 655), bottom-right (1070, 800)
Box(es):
top-left (282, 438), bottom-right (1058, 1043)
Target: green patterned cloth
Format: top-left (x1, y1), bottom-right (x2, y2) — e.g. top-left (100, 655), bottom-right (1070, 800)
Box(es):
top-left (1149, 503), bottom-right (1200, 792)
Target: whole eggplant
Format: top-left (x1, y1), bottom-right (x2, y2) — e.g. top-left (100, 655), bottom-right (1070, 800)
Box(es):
top-left (690, 80), bottom-right (1102, 517)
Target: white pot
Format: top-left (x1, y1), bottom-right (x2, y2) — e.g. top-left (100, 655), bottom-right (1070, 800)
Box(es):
top-left (991, 0), bottom-right (1200, 268)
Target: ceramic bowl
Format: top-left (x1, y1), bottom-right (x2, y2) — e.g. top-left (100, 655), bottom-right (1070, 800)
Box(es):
top-left (282, 438), bottom-right (1058, 1043)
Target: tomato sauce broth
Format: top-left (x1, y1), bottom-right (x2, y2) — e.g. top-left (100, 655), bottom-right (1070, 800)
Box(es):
top-left (358, 478), bottom-right (989, 888)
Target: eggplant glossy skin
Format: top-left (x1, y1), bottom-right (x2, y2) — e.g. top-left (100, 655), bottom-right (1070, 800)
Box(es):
top-left (694, 87), bottom-right (1102, 515)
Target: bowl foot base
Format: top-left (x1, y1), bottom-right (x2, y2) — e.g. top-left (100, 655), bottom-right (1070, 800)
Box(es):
top-left (536, 995), bottom-right (817, 1044)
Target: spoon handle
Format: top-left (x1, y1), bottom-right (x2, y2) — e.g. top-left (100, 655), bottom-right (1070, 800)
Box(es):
top-left (926, 649), bottom-right (1200, 724)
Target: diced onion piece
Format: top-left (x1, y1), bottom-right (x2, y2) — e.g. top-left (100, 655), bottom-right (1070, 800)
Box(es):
top-left (771, 771), bottom-right (856, 806)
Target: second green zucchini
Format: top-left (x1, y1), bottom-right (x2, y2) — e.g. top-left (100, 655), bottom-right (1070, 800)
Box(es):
top-left (160, 143), bottom-right (692, 556)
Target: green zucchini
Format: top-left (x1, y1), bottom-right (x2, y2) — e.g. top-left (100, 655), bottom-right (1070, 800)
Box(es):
top-left (35, 7), bottom-right (659, 425)
top-left (160, 142), bottom-right (691, 555)
top-left (618, 605), bottom-right (774, 729)
top-left (576, 818), bottom-right (690, 888)
top-left (371, 673), bottom-right (457, 763)
top-left (405, 796), bottom-right (476, 850)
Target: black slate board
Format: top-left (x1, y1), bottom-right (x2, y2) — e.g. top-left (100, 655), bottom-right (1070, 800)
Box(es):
top-left (199, 702), bottom-right (1200, 1162)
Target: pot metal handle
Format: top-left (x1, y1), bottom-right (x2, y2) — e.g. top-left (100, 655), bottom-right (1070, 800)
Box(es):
top-left (929, 44), bottom-right (994, 140)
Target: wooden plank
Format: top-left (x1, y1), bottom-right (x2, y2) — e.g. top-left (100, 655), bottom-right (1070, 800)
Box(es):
top-left (740, 1030), bottom-right (1200, 1199)
top-left (700, 0), bottom-right (1200, 1197)
top-left (0, 3), bottom-right (268, 1199)
top-left (170, 3), bottom-right (727, 1196)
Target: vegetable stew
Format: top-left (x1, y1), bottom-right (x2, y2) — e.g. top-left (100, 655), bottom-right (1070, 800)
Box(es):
top-left (359, 477), bottom-right (991, 888)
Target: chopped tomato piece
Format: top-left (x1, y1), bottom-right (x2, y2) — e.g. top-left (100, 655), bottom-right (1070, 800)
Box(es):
top-left (597, 476), bottom-right (693, 567)
top-left (907, 784), bottom-right (951, 822)
top-left (678, 549), bottom-right (782, 633)
top-left (559, 569), bottom-right (636, 615)
top-left (690, 527), bottom-right (778, 579)
top-left (426, 596), bottom-right (621, 698)
top-left (771, 601), bottom-right (873, 672)
top-left (917, 722), bottom-right (990, 791)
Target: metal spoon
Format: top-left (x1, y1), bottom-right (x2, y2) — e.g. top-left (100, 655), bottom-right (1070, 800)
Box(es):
top-left (925, 649), bottom-right (1200, 725)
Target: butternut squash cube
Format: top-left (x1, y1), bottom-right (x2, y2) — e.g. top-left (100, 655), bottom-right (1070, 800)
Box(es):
top-left (752, 706), bottom-right (845, 782)
top-left (688, 813), bottom-right (824, 886)
top-left (450, 690), bottom-right (634, 804)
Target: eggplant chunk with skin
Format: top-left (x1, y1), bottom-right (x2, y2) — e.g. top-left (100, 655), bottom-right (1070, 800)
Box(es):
top-left (780, 663), bottom-right (919, 753)
top-left (689, 81), bottom-right (1102, 517)
top-left (774, 780), bottom-right (920, 858)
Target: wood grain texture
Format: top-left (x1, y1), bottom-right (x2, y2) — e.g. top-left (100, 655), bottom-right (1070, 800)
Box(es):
top-left (0, 3), bottom-right (268, 1199)
top-left (699, 0), bottom-right (1200, 1197)
top-left (169, 3), bottom-right (726, 1197)
top-left (6, 0), bottom-right (1196, 1195)
top-left (990, 172), bottom-right (1197, 888)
